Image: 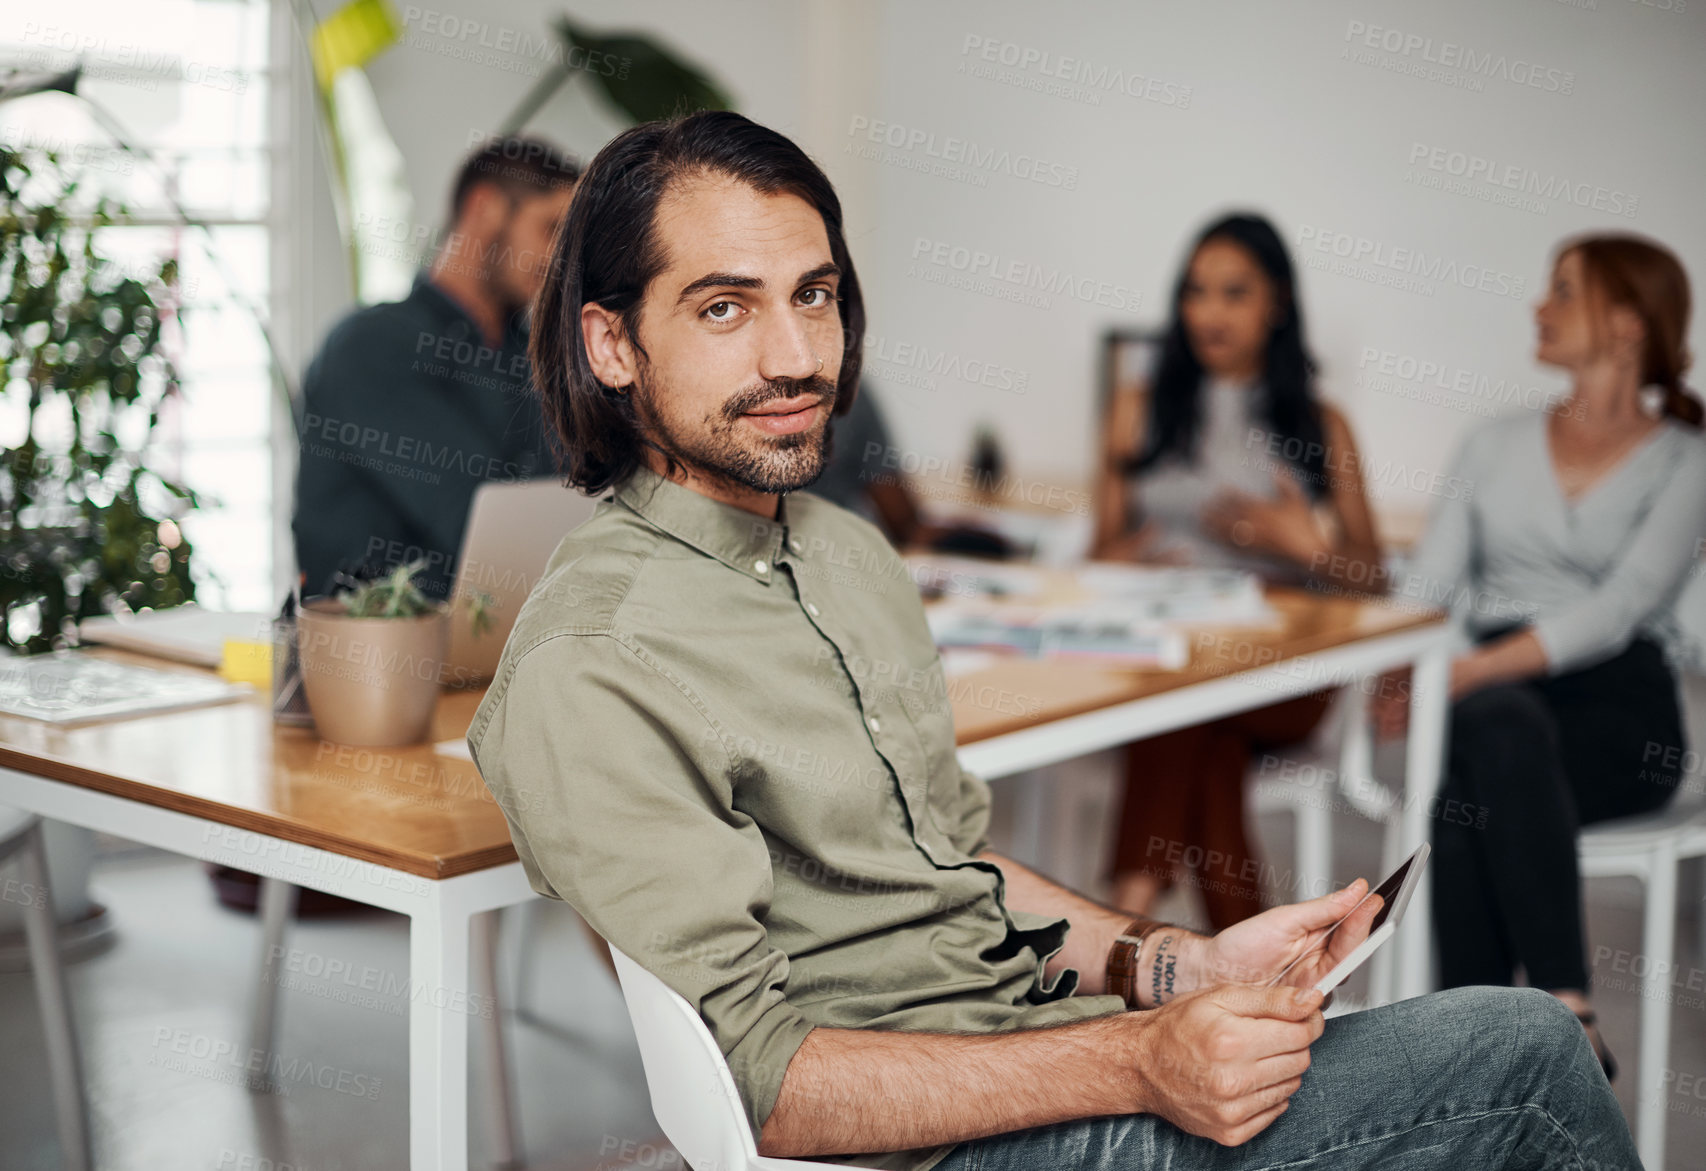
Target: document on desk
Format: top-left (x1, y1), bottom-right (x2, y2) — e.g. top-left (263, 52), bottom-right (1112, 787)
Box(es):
top-left (926, 604), bottom-right (1191, 668)
top-left (77, 605), bottom-right (274, 668)
top-left (0, 652), bottom-right (251, 725)
top-left (912, 556), bottom-right (1276, 668)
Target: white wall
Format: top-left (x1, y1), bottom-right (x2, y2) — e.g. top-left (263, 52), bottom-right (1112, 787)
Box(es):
top-left (849, 0), bottom-right (1706, 527)
top-left (299, 0), bottom-right (1706, 535)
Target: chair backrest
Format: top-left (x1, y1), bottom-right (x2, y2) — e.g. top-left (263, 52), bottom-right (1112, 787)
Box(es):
top-left (610, 946), bottom-right (759, 1171)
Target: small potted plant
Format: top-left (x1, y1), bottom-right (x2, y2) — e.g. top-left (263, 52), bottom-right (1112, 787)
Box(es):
top-left (296, 561), bottom-right (492, 747)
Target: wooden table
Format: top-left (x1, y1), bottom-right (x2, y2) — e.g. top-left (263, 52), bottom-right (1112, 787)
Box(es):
top-left (0, 654), bottom-right (532, 1171)
top-left (0, 586), bottom-right (1450, 1168)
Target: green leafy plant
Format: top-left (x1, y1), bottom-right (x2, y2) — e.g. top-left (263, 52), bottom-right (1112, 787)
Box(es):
top-left (498, 15), bottom-right (732, 135)
top-left (335, 559), bottom-right (494, 635)
top-left (0, 148), bottom-right (198, 654)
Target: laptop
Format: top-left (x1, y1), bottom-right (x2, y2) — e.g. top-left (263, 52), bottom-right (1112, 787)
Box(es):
top-left (445, 479), bottom-right (601, 685)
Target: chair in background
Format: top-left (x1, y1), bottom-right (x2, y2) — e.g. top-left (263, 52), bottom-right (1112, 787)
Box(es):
top-left (609, 946), bottom-right (874, 1171)
top-left (1249, 686), bottom-right (1408, 998)
top-left (1576, 669), bottom-right (1706, 1170)
top-left (0, 808), bottom-right (93, 1170)
top-left (1579, 799), bottom-right (1706, 1169)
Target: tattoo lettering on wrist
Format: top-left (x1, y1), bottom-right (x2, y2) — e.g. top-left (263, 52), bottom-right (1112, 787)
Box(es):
top-left (1150, 933), bottom-right (1174, 1007)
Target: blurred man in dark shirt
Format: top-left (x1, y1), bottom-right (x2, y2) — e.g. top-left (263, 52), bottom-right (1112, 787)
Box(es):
top-left (293, 136), bottom-right (579, 600)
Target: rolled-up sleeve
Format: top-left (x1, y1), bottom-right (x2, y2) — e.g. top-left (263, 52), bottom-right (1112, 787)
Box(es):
top-left (1533, 449), bottom-right (1706, 674)
top-left (469, 632), bottom-right (816, 1138)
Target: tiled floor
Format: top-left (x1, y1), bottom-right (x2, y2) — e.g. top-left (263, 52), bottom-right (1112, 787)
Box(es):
top-left (2, 786), bottom-right (1703, 1170)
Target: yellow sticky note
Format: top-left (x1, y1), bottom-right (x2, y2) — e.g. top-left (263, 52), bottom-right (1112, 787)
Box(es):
top-left (220, 638), bottom-right (273, 688)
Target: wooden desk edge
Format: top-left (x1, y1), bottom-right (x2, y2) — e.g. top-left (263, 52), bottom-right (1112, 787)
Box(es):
top-left (0, 743), bottom-right (517, 881)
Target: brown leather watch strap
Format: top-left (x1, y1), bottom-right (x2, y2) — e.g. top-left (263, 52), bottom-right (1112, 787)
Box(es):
top-left (1107, 917), bottom-right (1171, 1009)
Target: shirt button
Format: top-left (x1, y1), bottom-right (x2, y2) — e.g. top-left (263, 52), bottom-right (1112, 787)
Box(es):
top-left (789, 538), bottom-right (803, 554)
top-left (806, 602), bottom-right (820, 617)
top-left (868, 716), bottom-right (881, 734)
top-left (753, 559), bottom-right (768, 575)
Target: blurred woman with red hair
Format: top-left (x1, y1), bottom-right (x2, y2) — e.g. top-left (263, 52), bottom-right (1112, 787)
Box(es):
top-left (1381, 234), bottom-right (1706, 1079)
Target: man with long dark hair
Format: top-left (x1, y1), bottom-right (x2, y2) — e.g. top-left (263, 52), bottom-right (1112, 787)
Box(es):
top-left (468, 111), bottom-right (1638, 1171)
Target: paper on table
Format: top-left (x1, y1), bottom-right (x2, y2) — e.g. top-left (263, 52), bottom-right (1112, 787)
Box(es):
top-left (0, 652), bottom-right (251, 725)
top-left (78, 605), bottom-right (275, 669)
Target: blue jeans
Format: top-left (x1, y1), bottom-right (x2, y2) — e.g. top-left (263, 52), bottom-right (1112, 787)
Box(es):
top-left (933, 987), bottom-right (1638, 1171)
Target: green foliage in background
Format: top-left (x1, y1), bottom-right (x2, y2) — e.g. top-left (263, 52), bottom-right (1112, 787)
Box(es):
top-left (498, 15), bottom-right (732, 138)
top-left (0, 148), bottom-right (198, 654)
top-left (336, 559), bottom-right (494, 636)
top-left (335, 559), bottom-right (437, 619)
top-left (556, 15), bottom-right (732, 123)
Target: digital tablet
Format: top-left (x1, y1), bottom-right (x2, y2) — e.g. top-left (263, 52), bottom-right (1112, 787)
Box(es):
top-left (1265, 843), bottom-right (1431, 995)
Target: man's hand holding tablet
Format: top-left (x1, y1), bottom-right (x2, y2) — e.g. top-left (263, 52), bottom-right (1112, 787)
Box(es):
top-left (1123, 850), bottom-right (1429, 1143)
top-left (1199, 873), bottom-right (1386, 994)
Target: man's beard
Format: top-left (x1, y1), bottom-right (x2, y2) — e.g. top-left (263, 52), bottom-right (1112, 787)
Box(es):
top-left (632, 359), bottom-right (839, 496)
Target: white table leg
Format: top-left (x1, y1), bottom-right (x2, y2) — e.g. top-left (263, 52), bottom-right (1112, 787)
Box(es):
top-left (1396, 643), bottom-right (1451, 1003)
top-left (473, 908), bottom-right (522, 1170)
top-left (411, 891), bottom-right (470, 1171)
top-left (249, 878), bottom-right (298, 1061)
top-left (1635, 842), bottom-right (1678, 1168)
top-left (17, 820), bottom-right (93, 1171)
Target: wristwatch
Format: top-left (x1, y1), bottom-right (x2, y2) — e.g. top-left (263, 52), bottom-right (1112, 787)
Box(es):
top-left (1107, 917), bottom-right (1170, 1009)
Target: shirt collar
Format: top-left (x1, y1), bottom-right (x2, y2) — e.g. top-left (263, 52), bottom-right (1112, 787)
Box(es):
top-left (613, 463), bottom-right (792, 585)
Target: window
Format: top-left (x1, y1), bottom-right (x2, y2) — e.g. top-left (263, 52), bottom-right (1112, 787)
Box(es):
top-left (0, 0), bottom-right (275, 611)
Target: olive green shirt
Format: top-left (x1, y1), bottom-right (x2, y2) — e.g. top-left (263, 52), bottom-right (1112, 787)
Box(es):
top-left (467, 463), bottom-right (1126, 1171)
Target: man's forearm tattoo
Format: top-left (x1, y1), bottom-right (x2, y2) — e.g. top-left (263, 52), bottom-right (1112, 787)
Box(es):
top-left (1149, 932), bottom-right (1179, 1006)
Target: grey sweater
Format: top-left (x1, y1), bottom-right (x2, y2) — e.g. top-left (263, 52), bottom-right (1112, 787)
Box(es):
top-left (1400, 410), bottom-right (1706, 674)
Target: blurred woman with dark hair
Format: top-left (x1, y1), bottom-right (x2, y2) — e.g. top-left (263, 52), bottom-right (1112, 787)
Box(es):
top-left (1093, 213), bottom-right (1384, 927)
top-left (1376, 234), bottom-right (1706, 1078)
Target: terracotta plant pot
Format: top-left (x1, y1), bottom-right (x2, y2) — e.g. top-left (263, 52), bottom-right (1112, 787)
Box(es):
top-left (296, 598), bottom-right (450, 747)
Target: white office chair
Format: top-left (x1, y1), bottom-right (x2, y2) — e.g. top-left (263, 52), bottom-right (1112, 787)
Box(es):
top-left (609, 946), bottom-right (876, 1171)
top-left (1574, 665), bottom-right (1706, 1171)
top-left (0, 808), bottom-right (94, 1170)
top-left (1578, 799), bottom-right (1706, 1170)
